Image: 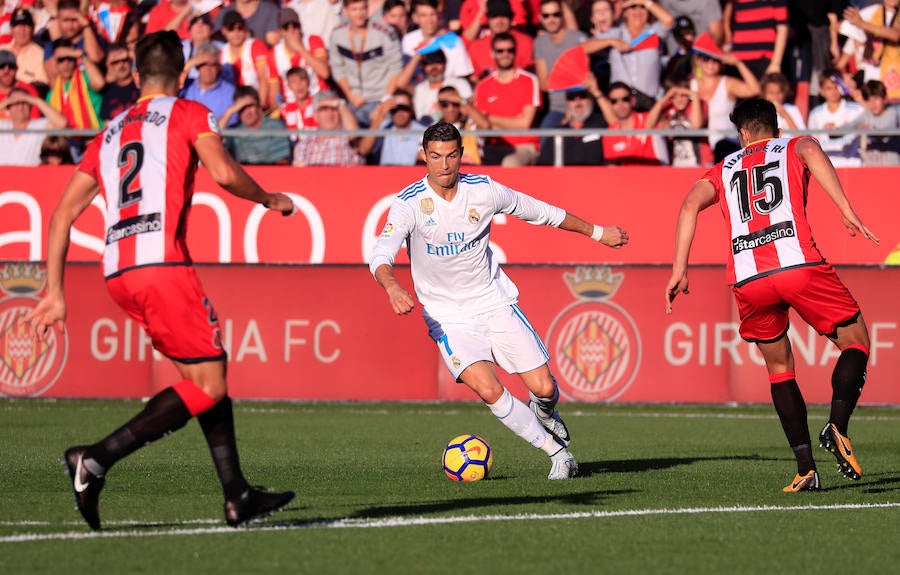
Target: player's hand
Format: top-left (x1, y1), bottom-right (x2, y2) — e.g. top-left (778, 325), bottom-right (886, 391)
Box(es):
top-left (841, 213), bottom-right (879, 245)
top-left (386, 285), bottom-right (415, 315)
top-left (266, 192), bottom-right (296, 216)
top-left (665, 274), bottom-right (689, 314)
top-left (22, 294), bottom-right (67, 342)
top-left (600, 226), bottom-right (629, 248)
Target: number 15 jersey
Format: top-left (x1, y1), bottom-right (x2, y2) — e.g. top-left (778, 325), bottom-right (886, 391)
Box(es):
top-left (79, 95), bottom-right (221, 279)
top-left (701, 137), bottom-right (825, 286)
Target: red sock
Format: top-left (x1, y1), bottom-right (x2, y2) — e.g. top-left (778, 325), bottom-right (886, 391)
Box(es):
top-left (172, 380), bottom-right (217, 416)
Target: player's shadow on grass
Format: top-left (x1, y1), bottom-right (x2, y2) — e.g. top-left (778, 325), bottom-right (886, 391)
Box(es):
top-left (578, 454), bottom-right (783, 477)
top-left (818, 471), bottom-right (900, 494)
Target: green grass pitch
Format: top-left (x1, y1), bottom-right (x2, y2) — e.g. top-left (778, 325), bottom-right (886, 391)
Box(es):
top-left (1, 400), bottom-right (898, 574)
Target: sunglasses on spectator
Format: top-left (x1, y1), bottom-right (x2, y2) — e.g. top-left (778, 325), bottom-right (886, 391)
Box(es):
top-left (225, 24), bottom-right (246, 32)
top-left (282, 22), bottom-right (300, 30)
top-left (0, 63), bottom-right (16, 70)
top-left (493, 47), bottom-right (515, 54)
top-left (566, 90), bottom-right (591, 101)
top-left (40, 151), bottom-right (66, 160)
top-left (609, 96), bottom-right (631, 104)
top-left (57, 56), bottom-right (77, 63)
top-left (541, 11), bottom-right (562, 19)
top-left (391, 104), bottom-right (413, 113)
top-left (196, 62), bottom-right (218, 69)
top-left (439, 100), bottom-right (461, 108)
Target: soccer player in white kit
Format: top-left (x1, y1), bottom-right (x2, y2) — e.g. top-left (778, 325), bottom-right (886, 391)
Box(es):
top-left (370, 122), bottom-right (629, 479)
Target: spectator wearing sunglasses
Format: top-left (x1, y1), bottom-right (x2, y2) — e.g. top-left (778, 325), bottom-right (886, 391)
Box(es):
top-left (406, 48), bottom-right (472, 122)
top-left (43, 0), bottom-right (106, 85)
top-left (434, 85), bottom-right (486, 164)
top-left (359, 89), bottom-right (429, 165)
top-left (596, 80), bottom-right (669, 165)
top-left (264, 7), bottom-right (329, 110)
top-left (215, 0), bottom-right (281, 47)
top-left (84, 42), bottom-right (139, 122)
top-left (537, 86), bottom-right (607, 166)
top-left (0, 49), bottom-right (42, 120)
top-left (219, 11), bottom-right (271, 110)
top-left (45, 38), bottom-right (103, 130)
top-left (534, 0), bottom-right (587, 133)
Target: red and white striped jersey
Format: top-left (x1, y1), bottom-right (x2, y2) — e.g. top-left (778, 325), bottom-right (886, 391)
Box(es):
top-left (701, 137), bottom-right (825, 286)
top-left (79, 95), bottom-right (221, 278)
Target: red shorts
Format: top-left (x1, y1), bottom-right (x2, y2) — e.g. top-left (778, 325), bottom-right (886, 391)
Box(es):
top-left (733, 264), bottom-right (860, 343)
top-left (105, 265), bottom-right (226, 363)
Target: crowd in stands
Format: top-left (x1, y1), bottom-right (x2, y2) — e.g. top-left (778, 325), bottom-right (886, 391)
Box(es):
top-left (1, 0), bottom-right (899, 167)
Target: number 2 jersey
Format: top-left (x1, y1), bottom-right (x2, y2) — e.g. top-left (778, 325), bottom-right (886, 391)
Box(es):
top-left (78, 95), bottom-right (221, 279)
top-left (701, 137), bottom-right (825, 286)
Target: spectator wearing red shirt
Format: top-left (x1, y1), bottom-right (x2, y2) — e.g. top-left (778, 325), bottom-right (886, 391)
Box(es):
top-left (467, 0), bottom-right (534, 80)
top-left (596, 81), bottom-right (668, 165)
top-left (265, 7), bottom-right (329, 109)
top-left (0, 49), bottom-right (41, 120)
top-left (279, 65), bottom-right (317, 136)
top-left (146, 0), bottom-right (193, 40)
top-left (220, 11), bottom-right (270, 109)
top-left (473, 32), bottom-right (541, 165)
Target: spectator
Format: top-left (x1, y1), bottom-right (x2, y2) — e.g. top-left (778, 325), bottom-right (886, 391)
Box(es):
top-left (286, 0), bottom-right (342, 44)
top-left (786, 0), bottom-right (842, 120)
top-left (535, 0), bottom-right (588, 133)
top-left (722, 0), bottom-right (788, 79)
top-left (402, 0), bottom-right (474, 82)
top-left (43, 0), bottom-right (106, 84)
top-left (359, 89), bottom-right (429, 165)
top-left (381, 0), bottom-right (410, 37)
top-left (404, 48), bottom-right (473, 121)
top-left (118, 10), bottom-right (144, 61)
top-left (537, 85), bottom-right (607, 165)
top-left (858, 79), bottom-right (900, 166)
top-left (645, 75), bottom-right (703, 167)
top-left (1, 9), bottom-right (49, 91)
top-left (473, 32), bottom-right (542, 166)
top-left (0, 49), bottom-right (41, 120)
top-left (659, 0), bottom-right (724, 49)
top-left (840, 1), bottom-right (900, 105)
top-left (92, 42), bottom-right (139, 122)
top-left (807, 71), bottom-right (865, 168)
top-left (39, 134), bottom-right (76, 164)
top-left (216, 0), bottom-right (281, 47)
top-left (181, 42), bottom-right (237, 125)
top-left (434, 84), bottom-right (486, 164)
top-left (663, 15), bottom-right (696, 80)
top-left (219, 85), bottom-right (293, 165)
top-left (587, 0), bottom-right (619, 93)
top-left (466, 0), bottom-right (534, 81)
top-left (146, 0), bottom-right (193, 40)
top-left (761, 71), bottom-right (805, 131)
top-left (219, 11), bottom-right (270, 109)
top-left (182, 13), bottom-right (220, 82)
top-left (596, 80), bottom-right (669, 164)
top-left (46, 39), bottom-right (103, 130)
top-left (690, 32), bottom-right (760, 162)
top-left (87, 0), bottom-right (134, 44)
top-left (599, 0), bottom-right (674, 110)
top-left (329, 0), bottom-right (403, 126)
top-left (293, 90), bottom-right (367, 166)
top-left (280, 66), bottom-right (317, 135)
top-left (265, 7), bottom-right (329, 110)
top-left (0, 86), bottom-right (68, 165)
top-left (459, 0), bottom-right (529, 39)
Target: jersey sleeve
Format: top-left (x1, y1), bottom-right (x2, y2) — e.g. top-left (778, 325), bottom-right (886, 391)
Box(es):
top-left (251, 39), bottom-right (269, 65)
top-left (490, 178), bottom-right (566, 227)
top-left (368, 198), bottom-right (415, 276)
top-left (77, 133), bottom-right (103, 181)
top-left (308, 35), bottom-right (327, 58)
top-left (180, 99), bottom-right (222, 143)
top-left (699, 164), bottom-right (724, 204)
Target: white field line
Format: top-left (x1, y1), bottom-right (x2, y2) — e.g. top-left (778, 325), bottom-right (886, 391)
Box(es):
top-left (1, 502), bottom-right (898, 544)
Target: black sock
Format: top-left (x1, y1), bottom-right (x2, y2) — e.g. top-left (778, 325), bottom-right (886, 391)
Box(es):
top-left (86, 387), bottom-right (192, 471)
top-left (830, 348), bottom-right (868, 435)
top-left (197, 396), bottom-right (250, 500)
top-left (770, 379), bottom-right (814, 473)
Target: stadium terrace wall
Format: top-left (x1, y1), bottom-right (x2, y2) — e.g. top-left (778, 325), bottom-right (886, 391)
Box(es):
top-left (2, 263), bottom-right (898, 405)
top-left (1, 166), bottom-right (898, 265)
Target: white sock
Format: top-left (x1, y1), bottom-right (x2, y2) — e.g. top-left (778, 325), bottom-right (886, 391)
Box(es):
top-left (487, 388), bottom-right (556, 454)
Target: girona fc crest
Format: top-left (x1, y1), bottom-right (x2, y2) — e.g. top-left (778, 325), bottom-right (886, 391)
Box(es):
top-left (0, 263), bottom-right (68, 397)
top-left (546, 266), bottom-right (641, 402)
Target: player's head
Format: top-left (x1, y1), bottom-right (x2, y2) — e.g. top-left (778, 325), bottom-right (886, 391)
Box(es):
top-left (422, 122), bottom-right (463, 190)
top-left (135, 31), bottom-right (185, 88)
top-left (729, 97), bottom-right (778, 146)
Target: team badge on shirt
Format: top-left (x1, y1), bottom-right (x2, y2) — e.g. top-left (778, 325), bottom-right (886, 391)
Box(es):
top-left (468, 209), bottom-right (480, 224)
top-left (420, 198), bottom-right (434, 215)
top-left (207, 112), bottom-right (221, 135)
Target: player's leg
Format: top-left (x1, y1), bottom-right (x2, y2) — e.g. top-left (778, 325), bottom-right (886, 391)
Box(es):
top-left (520, 365), bottom-right (571, 447)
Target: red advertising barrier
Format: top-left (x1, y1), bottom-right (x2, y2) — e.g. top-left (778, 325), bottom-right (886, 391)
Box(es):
top-left (1, 166), bottom-right (897, 265)
top-left (2, 262), bottom-right (896, 405)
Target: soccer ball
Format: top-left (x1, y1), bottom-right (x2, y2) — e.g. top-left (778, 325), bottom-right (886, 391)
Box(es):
top-left (443, 434), bottom-right (493, 482)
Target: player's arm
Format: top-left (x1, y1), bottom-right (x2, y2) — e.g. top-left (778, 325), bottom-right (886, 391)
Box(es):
top-left (557, 212), bottom-right (628, 248)
top-left (666, 179), bottom-right (717, 314)
top-left (369, 205), bottom-right (415, 315)
top-left (24, 171), bottom-right (100, 340)
top-left (194, 134), bottom-right (295, 214)
top-left (795, 137), bottom-right (879, 245)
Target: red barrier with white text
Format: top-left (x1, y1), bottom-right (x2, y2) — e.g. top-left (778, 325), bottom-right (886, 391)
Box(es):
top-left (2, 263), bottom-right (896, 404)
top-left (1, 166), bottom-right (897, 265)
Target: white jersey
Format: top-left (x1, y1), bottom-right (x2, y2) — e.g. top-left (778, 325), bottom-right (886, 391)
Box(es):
top-left (369, 173), bottom-right (566, 319)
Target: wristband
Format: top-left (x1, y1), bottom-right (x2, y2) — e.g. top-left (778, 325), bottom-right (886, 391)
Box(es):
top-left (591, 225), bottom-right (604, 242)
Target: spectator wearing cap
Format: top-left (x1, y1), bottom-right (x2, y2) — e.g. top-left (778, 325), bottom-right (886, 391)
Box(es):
top-left (181, 13), bottom-right (223, 81)
top-left (466, 0), bottom-right (535, 80)
top-left (537, 85), bottom-right (608, 166)
top-left (0, 85), bottom-right (68, 165)
top-left (264, 7), bottom-right (329, 110)
top-left (0, 49), bottom-right (42, 121)
top-left (534, 0), bottom-right (588, 133)
top-left (216, 0), bottom-right (281, 47)
top-left (220, 11), bottom-right (271, 109)
top-left (1, 9), bottom-right (49, 90)
top-left (293, 90), bottom-right (367, 166)
top-left (663, 14), bottom-right (695, 80)
top-left (402, 0), bottom-right (474, 82)
top-left (659, 0), bottom-right (724, 52)
top-left (43, 0), bottom-right (106, 84)
top-left (219, 85), bottom-right (293, 165)
top-left (181, 42), bottom-right (238, 125)
top-left (406, 48), bottom-right (473, 122)
top-left (146, 0), bottom-right (195, 40)
top-left (358, 88), bottom-right (429, 165)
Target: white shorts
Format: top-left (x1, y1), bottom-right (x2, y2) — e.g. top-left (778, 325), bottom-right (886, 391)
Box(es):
top-left (425, 304), bottom-right (550, 381)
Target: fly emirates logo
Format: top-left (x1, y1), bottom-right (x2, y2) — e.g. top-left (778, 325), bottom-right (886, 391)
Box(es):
top-left (426, 231), bottom-right (482, 257)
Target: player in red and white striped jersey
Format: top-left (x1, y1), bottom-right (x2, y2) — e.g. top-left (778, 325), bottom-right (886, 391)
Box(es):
top-left (26, 31), bottom-right (296, 530)
top-left (665, 98), bottom-right (880, 493)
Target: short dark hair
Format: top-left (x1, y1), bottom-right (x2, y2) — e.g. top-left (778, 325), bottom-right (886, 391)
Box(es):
top-left (233, 85), bottom-right (261, 105)
top-left (135, 31), bottom-right (185, 83)
top-left (863, 79), bottom-right (887, 99)
top-left (729, 97), bottom-right (778, 136)
top-left (422, 121), bottom-right (462, 151)
top-left (491, 31), bottom-right (516, 50)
